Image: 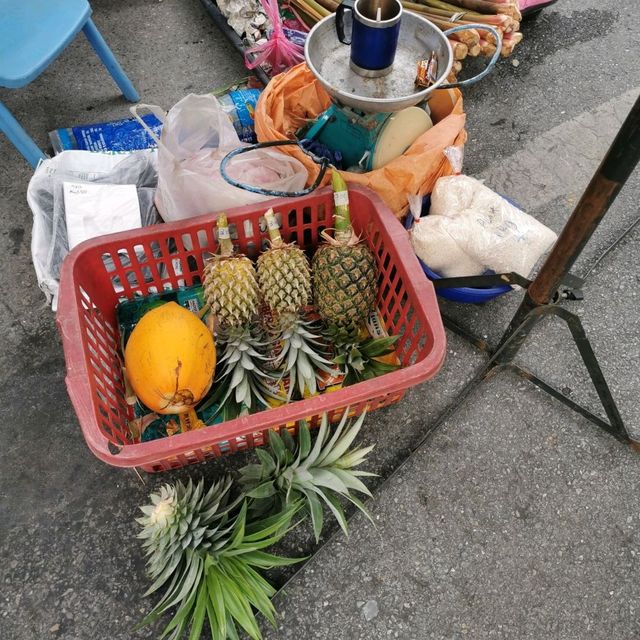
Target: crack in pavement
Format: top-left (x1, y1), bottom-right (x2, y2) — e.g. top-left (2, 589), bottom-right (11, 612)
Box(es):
top-left (479, 88), bottom-right (639, 219)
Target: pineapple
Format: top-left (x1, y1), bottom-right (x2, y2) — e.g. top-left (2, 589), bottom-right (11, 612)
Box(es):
top-left (256, 210), bottom-right (311, 314)
top-left (203, 214), bottom-right (282, 415)
top-left (312, 172), bottom-right (377, 328)
top-left (203, 222), bottom-right (260, 328)
top-left (257, 209), bottom-right (337, 398)
top-left (136, 476), bottom-right (302, 640)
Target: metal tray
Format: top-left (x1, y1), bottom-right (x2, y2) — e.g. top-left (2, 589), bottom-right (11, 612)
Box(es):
top-left (304, 12), bottom-right (454, 113)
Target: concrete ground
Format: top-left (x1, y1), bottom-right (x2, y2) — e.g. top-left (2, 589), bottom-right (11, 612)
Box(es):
top-left (1, 0), bottom-right (639, 639)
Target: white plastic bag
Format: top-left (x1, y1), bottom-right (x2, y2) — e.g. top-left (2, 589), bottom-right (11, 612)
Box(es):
top-left (27, 150), bottom-right (160, 310)
top-left (426, 174), bottom-right (558, 277)
top-left (132, 94), bottom-right (308, 222)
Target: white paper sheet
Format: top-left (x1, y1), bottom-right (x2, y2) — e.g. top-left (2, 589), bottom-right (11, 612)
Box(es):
top-left (64, 182), bottom-right (142, 250)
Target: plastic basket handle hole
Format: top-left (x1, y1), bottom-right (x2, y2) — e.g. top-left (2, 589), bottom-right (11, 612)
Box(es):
top-left (108, 441), bottom-right (123, 455)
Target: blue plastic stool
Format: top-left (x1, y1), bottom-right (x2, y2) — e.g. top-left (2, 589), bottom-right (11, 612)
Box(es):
top-left (0, 0), bottom-right (139, 167)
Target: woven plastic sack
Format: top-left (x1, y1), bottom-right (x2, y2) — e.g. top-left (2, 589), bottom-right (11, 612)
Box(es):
top-left (429, 174), bottom-right (558, 276)
top-left (254, 63), bottom-right (467, 217)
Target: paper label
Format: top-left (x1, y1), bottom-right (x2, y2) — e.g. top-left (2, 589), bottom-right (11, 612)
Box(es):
top-left (334, 191), bottom-right (349, 207)
top-left (63, 182), bottom-right (141, 250)
top-left (366, 310), bottom-right (388, 339)
top-left (267, 216), bottom-right (280, 231)
top-left (186, 298), bottom-right (201, 314)
top-left (218, 226), bottom-right (231, 240)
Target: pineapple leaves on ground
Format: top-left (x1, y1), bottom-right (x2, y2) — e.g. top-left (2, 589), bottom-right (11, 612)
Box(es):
top-left (137, 413), bottom-right (376, 639)
top-left (239, 411), bottom-right (376, 543)
top-left (136, 476), bottom-right (304, 640)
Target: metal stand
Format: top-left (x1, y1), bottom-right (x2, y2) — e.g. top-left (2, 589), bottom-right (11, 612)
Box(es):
top-left (438, 94), bottom-right (640, 449)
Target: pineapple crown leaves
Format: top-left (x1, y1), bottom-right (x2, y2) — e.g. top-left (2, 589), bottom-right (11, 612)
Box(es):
top-left (324, 325), bottom-right (400, 386)
top-left (137, 476), bottom-right (241, 589)
top-left (239, 411), bottom-right (377, 543)
top-left (273, 314), bottom-right (340, 400)
top-left (203, 325), bottom-right (286, 418)
top-left (318, 226), bottom-right (362, 248)
top-left (137, 476), bottom-right (305, 640)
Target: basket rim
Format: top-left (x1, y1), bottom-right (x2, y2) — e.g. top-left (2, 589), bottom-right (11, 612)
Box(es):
top-left (57, 185), bottom-right (446, 468)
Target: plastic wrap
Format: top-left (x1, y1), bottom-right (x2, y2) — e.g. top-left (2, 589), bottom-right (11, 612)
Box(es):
top-left (254, 63), bottom-right (467, 217)
top-left (244, 0), bottom-right (304, 75)
top-left (413, 173), bottom-right (558, 278)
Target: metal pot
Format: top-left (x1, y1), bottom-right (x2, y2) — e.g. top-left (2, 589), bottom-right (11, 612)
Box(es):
top-left (304, 12), bottom-right (501, 113)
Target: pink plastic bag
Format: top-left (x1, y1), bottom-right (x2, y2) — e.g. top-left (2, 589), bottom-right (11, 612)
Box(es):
top-left (244, 0), bottom-right (304, 75)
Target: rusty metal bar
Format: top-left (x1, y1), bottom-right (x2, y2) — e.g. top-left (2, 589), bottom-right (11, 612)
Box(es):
top-left (477, 94), bottom-right (640, 445)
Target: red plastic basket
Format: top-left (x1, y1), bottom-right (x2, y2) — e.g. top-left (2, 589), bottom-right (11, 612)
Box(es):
top-left (57, 186), bottom-right (446, 472)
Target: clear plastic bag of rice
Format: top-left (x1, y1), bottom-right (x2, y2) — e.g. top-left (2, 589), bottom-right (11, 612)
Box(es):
top-left (416, 174), bottom-right (558, 277)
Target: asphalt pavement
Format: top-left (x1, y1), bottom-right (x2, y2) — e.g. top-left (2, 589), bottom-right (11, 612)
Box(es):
top-left (1, 0), bottom-right (639, 638)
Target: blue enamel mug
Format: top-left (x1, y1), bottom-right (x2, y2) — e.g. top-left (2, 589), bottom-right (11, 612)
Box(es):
top-left (335, 0), bottom-right (402, 78)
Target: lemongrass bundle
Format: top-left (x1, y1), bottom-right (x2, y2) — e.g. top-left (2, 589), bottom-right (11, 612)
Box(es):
top-left (479, 39), bottom-right (497, 56)
top-left (443, 0), bottom-right (521, 21)
top-left (419, 0), bottom-right (521, 29)
top-left (288, 0), bottom-right (329, 23)
top-left (501, 31), bottom-right (523, 57)
top-left (467, 42), bottom-right (481, 56)
top-left (315, 0), bottom-right (339, 11)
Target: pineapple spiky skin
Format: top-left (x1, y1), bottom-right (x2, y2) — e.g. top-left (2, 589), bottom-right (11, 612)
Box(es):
top-left (257, 245), bottom-right (311, 315)
top-left (257, 211), bottom-right (330, 399)
top-left (203, 254), bottom-right (260, 329)
top-left (312, 243), bottom-right (377, 328)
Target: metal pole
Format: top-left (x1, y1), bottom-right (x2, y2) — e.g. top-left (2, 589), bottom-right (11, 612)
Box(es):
top-left (496, 93), bottom-right (640, 355)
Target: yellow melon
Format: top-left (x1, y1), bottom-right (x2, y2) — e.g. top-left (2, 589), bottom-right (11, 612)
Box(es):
top-left (124, 302), bottom-right (216, 415)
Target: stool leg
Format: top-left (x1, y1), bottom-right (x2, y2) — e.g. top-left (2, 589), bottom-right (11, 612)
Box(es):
top-left (0, 101), bottom-right (46, 168)
top-left (82, 18), bottom-right (140, 102)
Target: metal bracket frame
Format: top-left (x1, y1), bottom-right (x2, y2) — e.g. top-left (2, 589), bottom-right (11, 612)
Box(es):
top-left (437, 93), bottom-right (640, 450)
top-left (448, 303), bottom-right (633, 445)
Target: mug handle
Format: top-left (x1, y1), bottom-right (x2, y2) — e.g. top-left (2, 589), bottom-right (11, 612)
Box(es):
top-left (336, 0), bottom-right (355, 45)
top-left (439, 24), bottom-right (502, 89)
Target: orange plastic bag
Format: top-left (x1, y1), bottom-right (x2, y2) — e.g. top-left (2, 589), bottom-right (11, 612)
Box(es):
top-left (254, 63), bottom-right (467, 217)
